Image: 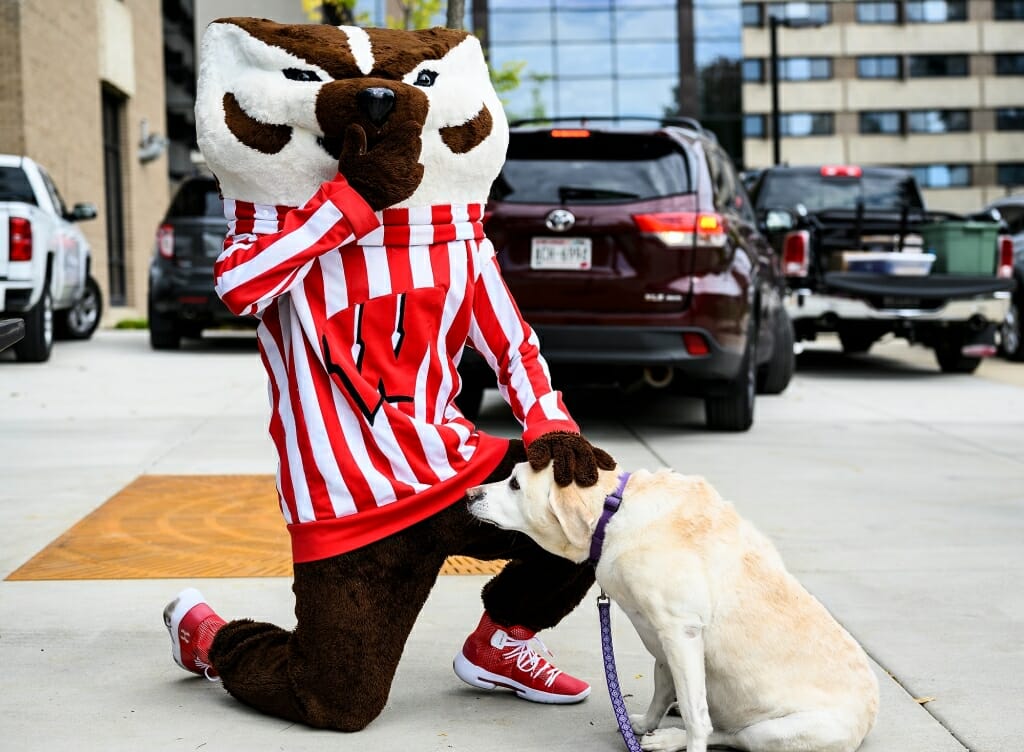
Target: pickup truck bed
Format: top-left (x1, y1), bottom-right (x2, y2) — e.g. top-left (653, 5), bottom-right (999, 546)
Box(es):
top-left (752, 165), bottom-right (1013, 373)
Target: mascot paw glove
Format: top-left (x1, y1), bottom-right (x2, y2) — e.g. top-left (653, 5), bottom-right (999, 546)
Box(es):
top-left (527, 431), bottom-right (617, 488)
top-left (338, 122), bottom-right (425, 211)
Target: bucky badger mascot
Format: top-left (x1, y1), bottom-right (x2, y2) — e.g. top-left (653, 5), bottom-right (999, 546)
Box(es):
top-left (163, 18), bottom-right (615, 731)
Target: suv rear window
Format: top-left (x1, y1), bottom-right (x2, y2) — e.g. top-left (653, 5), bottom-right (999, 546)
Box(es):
top-left (756, 171), bottom-right (924, 213)
top-left (493, 132), bottom-right (692, 204)
top-left (0, 166), bottom-right (37, 205)
top-left (166, 178), bottom-right (221, 218)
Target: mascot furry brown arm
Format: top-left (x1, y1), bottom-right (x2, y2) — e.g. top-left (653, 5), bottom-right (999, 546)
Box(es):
top-left (162, 18), bottom-right (615, 732)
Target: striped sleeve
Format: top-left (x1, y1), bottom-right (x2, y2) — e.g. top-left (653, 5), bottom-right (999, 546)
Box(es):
top-left (467, 252), bottom-right (579, 445)
top-left (214, 175), bottom-right (380, 317)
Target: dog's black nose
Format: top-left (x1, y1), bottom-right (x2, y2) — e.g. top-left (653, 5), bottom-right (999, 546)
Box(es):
top-left (466, 487), bottom-right (483, 503)
top-left (356, 87), bottom-right (395, 126)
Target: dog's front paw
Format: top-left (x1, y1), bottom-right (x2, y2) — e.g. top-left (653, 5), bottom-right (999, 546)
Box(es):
top-left (640, 727), bottom-right (687, 752)
top-left (630, 713), bottom-right (654, 735)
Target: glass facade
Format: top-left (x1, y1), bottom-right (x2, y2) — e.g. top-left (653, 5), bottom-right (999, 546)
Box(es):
top-left (485, 1), bottom-right (745, 163)
top-left (487, 1), bottom-right (681, 125)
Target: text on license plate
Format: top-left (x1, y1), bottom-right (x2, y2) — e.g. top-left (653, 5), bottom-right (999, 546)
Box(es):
top-left (530, 237), bottom-right (592, 270)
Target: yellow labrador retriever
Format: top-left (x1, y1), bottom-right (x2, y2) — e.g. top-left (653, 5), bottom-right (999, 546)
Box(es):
top-left (467, 464), bottom-right (879, 752)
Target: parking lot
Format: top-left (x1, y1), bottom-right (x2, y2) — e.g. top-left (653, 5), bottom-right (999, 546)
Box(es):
top-left (1, 329), bottom-right (1022, 751)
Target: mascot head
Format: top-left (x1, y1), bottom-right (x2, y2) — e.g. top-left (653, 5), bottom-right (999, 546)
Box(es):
top-left (195, 18), bottom-right (509, 209)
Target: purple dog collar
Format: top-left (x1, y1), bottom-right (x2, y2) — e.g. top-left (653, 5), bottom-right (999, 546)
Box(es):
top-left (589, 472), bottom-right (631, 566)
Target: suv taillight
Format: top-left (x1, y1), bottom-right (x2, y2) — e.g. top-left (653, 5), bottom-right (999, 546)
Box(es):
top-left (821, 165), bottom-right (862, 178)
top-left (156, 223), bottom-right (174, 259)
top-left (632, 212), bottom-right (728, 248)
top-left (9, 217), bottom-right (32, 261)
top-left (997, 235), bottom-right (1014, 279)
top-left (782, 230), bottom-right (810, 277)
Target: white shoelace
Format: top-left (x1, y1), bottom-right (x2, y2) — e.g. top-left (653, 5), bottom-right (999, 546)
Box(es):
top-left (501, 635), bottom-right (563, 687)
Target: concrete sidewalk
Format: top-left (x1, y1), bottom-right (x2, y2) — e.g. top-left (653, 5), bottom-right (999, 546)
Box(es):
top-left (2, 330), bottom-right (1022, 751)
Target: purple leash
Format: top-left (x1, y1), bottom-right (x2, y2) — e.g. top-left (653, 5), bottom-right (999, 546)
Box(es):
top-left (598, 593), bottom-right (644, 751)
top-left (591, 472), bottom-right (642, 751)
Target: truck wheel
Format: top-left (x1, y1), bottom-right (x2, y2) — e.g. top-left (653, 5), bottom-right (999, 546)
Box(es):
top-left (14, 286), bottom-right (54, 362)
top-left (454, 379), bottom-right (485, 422)
top-left (706, 333), bottom-right (756, 432)
top-left (55, 276), bottom-right (102, 340)
top-left (757, 309), bottom-right (795, 395)
top-left (839, 329), bottom-right (877, 355)
top-left (999, 295), bottom-right (1023, 362)
top-left (934, 340), bottom-right (981, 374)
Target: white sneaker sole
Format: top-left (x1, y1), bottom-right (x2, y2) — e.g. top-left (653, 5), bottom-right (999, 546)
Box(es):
top-left (163, 587), bottom-right (207, 671)
top-left (453, 650), bottom-right (590, 705)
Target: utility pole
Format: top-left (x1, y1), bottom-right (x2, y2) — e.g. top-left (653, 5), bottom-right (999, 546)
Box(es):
top-left (447, 0), bottom-right (465, 29)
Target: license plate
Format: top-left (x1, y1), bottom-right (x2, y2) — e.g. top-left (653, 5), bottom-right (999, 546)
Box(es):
top-left (530, 237), bottom-right (592, 270)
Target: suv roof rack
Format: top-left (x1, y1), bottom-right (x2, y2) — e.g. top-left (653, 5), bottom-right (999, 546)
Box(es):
top-left (508, 115), bottom-right (718, 142)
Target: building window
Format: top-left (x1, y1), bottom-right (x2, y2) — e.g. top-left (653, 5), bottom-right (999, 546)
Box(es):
top-left (911, 164), bottom-right (971, 188)
top-left (744, 114), bottom-right (766, 138)
top-left (777, 57), bottom-right (832, 81)
top-left (995, 0), bottom-right (1024, 20)
top-left (742, 59), bottom-right (764, 83)
top-left (996, 54), bottom-right (1024, 76)
top-left (742, 2), bottom-right (762, 26)
top-left (907, 110), bottom-right (970, 133)
top-left (857, 1), bottom-right (899, 23)
top-left (858, 56), bottom-right (902, 78)
top-left (766, 2), bottom-right (832, 25)
top-left (998, 163), bottom-right (1024, 187)
top-left (996, 108), bottom-right (1024, 131)
top-left (906, 1), bottom-right (967, 22)
top-left (860, 111), bottom-right (902, 134)
top-left (780, 112), bottom-right (833, 136)
top-left (909, 54), bottom-right (968, 77)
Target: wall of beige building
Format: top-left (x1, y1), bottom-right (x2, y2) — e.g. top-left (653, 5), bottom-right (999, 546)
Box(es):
top-left (0, 0), bottom-right (168, 326)
top-left (741, 16), bottom-right (1024, 213)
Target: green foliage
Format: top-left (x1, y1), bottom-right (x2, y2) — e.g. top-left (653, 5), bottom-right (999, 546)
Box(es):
top-left (388, 0), bottom-right (444, 29)
top-left (115, 318), bottom-right (148, 330)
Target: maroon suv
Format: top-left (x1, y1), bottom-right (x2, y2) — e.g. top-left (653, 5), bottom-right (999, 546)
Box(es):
top-left (458, 119), bottom-right (793, 431)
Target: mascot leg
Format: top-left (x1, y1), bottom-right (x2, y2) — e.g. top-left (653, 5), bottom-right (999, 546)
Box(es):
top-left (207, 530), bottom-right (449, 731)
top-left (450, 440), bottom-right (596, 704)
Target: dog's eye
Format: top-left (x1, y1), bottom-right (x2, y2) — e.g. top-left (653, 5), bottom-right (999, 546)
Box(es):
top-left (509, 476), bottom-right (520, 491)
top-left (282, 68), bottom-right (322, 82)
top-left (415, 69), bottom-right (438, 87)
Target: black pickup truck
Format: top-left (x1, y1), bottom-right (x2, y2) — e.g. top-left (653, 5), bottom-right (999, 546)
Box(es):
top-left (748, 165), bottom-right (1015, 373)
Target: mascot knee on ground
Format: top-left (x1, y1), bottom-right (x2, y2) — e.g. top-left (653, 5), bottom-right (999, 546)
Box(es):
top-left (162, 18), bottom-right (616, 731)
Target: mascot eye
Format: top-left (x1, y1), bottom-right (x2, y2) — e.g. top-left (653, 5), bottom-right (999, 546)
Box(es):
top-left (282, 68), bottom-right (322, 82)
top-left (509, 476), bottom-right (520, 491)
top-left (415, 69), bottom-right (438, 87)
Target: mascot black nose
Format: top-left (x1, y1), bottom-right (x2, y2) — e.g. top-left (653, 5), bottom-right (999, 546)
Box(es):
top-left (357, 87), bottom-right (396, 126)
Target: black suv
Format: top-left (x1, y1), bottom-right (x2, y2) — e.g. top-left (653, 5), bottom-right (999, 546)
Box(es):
top-left (147, 175), bottom-right (256, 349)
top-left (459, 117), bottom-right (794, 431)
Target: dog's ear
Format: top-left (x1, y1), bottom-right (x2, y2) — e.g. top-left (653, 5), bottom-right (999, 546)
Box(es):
top-left (548, 483), bottom-right (596, 552)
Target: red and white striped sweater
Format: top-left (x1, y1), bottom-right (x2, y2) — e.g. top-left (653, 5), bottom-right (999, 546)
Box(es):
top-left (214, 175), bottom-right (579, 562)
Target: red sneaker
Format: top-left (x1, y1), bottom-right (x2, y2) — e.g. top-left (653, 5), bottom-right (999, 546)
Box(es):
top-left (163, 588), bottom-right (226, 680)
top-left (453, 612), bottom-right (590, 704)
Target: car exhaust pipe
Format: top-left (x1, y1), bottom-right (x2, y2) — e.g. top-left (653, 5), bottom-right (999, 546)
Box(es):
top-left (967, 314), bottom-right (987, 332)
top-left (643, 366), bottom-right (674, 389)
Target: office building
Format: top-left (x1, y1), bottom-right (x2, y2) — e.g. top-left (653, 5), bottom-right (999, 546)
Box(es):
top-left (742, 0), bottom-right (1024, 210)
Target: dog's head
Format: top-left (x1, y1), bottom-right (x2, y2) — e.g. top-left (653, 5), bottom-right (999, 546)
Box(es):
top-left (195, 18), bottom-right (508, 208)
top-left (467, 461), bottom-right (607, 562)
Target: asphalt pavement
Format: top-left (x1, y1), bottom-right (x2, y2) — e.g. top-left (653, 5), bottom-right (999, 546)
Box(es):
top-left (1, 330), bottom-right (1022, 752)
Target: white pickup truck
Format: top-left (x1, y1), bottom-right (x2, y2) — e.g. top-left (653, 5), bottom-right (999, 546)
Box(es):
top-left (0, 154), bottom-right (102, 362)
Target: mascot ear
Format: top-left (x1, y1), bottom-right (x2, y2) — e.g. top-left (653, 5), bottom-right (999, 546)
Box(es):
top-left (548, 483), bottom-right (596, 552)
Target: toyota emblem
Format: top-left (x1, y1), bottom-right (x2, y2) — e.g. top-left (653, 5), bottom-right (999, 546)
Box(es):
top-left (545, 209), bottom-right (576, 232)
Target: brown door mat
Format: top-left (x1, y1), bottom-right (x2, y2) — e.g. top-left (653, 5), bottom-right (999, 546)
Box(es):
top-left (7, 475), bottom-right (506, 581)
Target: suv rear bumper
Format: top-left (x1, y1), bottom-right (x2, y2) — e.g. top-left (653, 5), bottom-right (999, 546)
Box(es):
top-left (469, 324), bottom-right (744, 383)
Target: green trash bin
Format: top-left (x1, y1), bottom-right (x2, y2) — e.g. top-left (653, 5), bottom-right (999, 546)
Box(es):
top-left (919, 221), bottom-right (999, 275)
